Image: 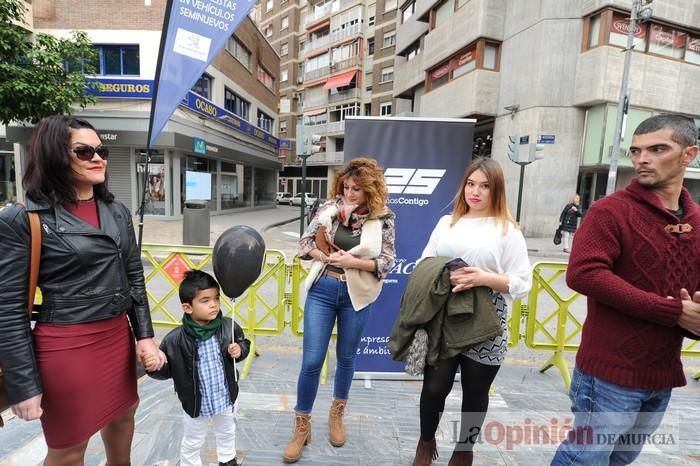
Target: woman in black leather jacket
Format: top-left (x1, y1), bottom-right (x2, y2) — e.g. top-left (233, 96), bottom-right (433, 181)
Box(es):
top-left (0, 115), bottom-right (166, 465)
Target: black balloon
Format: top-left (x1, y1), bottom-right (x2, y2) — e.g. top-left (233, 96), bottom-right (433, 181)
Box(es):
top-left (213, 225), bottom-right (266, 298)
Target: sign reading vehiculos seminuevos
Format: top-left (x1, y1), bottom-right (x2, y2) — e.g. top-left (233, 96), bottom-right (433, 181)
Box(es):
top-left (343, 117), bottom-right (475, 375)
top-left (147, 0), bottom-right (256, 147)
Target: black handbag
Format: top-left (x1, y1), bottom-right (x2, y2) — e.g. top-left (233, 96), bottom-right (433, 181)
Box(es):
top-left (553, 227), bottom-right (562, 245)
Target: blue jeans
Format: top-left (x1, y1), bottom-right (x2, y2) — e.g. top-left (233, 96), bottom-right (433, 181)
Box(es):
top-left (295, 274), bottom-right (372, 414)
top-left (551, 368), bottom-right (671, 466)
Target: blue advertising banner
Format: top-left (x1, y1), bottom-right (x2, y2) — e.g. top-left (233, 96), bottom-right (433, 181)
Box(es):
top-left (343, 117), bottom-right (475, 374)
top-left (148, 0), bottom-right (256, 147)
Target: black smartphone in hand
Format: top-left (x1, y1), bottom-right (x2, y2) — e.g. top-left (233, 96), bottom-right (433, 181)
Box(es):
top-left (445, 257), bottom-right (469, 271)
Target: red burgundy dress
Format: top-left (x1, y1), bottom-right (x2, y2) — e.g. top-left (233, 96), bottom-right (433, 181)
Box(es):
top-left (33, 200), bottom-right (138, 449)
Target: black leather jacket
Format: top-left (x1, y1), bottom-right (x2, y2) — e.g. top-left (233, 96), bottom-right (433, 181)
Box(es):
top-left (149, 317), bottom-right (250, 417)
top-left (0, 197), bottom-right (153, 404)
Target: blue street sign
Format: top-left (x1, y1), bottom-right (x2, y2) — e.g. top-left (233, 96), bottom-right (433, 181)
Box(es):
top-left (538, 134), bottom-right (556, 144)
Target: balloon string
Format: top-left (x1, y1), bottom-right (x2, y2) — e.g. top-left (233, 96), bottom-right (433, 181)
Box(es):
top-left (232, 297), bottom-right (238, 383)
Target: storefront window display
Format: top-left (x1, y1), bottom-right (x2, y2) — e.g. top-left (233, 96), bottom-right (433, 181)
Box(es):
top-left (184, 156), bottom-right (217, 211)
top-left (136, 150), bottom-right (166, 215)
top-left (221, 161), bottom-right (245, 210)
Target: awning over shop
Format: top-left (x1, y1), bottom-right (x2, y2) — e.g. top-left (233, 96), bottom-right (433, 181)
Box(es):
top-left (323, 70), bottom-right (357, 90)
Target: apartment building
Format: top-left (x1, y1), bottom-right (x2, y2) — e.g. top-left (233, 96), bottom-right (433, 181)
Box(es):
top-left (259, 0), bottom-right (397, 198)
top-left (393, 0), bottom-right (700, 236)
top-left (5, 0), bottom-right (281, 218)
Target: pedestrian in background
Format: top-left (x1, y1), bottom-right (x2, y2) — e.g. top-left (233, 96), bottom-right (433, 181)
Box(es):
top-left (558, 193), bottom-right (581, 253)
top-left (148, 270), bottom-right (250, 466)
top-left (551, 114), bottom-right (700, 465)
top-left (412, 157), bottom-right (531, 466)
top-left (0, 115), bottom-right (166, 465)
top-left (283, 157), bottom-right (396, 463)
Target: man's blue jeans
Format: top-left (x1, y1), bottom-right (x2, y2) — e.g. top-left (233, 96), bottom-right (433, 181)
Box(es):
top-left (551, 368), bottom-right (671, 466)
top-left (295, 274), bottom-right (372, 414)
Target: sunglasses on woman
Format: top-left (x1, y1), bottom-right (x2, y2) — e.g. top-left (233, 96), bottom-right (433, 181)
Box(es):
top-left (72, 144), bottom-right (109, 161)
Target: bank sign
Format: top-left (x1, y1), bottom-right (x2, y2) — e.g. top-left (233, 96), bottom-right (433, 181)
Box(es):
top-left (88, 78), bottom-right (279, 149)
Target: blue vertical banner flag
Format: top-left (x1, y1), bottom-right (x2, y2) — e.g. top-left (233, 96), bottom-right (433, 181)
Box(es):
top-left (343, 117), bottom-right (475, 374)
top-left (148, 0), bottom-right (256, 147)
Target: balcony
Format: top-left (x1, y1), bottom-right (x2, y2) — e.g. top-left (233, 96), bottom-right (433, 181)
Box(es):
top-left (420, 69), bottom-right (499, 118)
top-left (305, 0), bottom-right (359, 27)
top-left (306, 34), bottom-right (332, 54)
top-left (327, 121), bottom-right (345, 134)
top-left (303, 123), bottom-right (327, 134)
top-left (306, 151), bottom-right (345, 165)
top-left (303, 94), bottom-right (329, 109)
top-left (329, 87), bottom-right (360, 103)
top-left (331, 56), bottom-right (361, 72)
top-left (574, 46), bottom-right (700, 116)
top-left (305, 66), bottom-right (331, 82)
top-left (330, 23), bottom-right (362, 44)
top-left (393, 54), bottom-right (425, 97)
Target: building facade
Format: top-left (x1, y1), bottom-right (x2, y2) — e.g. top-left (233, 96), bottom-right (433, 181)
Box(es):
top-left (258, 0), bottom-right (397, 198)
top-left (6, 0), bottom-right (282, 218)
top-left (393, 0), bottom-right (700, 236)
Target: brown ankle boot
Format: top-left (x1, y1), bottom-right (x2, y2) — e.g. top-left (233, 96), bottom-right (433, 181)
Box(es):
top-left (328, 399), bottom-right (347, 447)
top-left (282, 411), bottom-right (311, 463)
top-left (447, 449), bottom-right (474, 466)
top-left (412, 437), bottom-right (438, 466)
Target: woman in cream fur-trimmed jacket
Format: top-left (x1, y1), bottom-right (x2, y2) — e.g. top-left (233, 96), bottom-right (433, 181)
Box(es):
top-left (282, 158), bottom-right (396, 463)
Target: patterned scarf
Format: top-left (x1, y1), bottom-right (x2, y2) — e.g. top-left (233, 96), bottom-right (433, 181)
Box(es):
top-left (337, 196), bottom-right (369, 231)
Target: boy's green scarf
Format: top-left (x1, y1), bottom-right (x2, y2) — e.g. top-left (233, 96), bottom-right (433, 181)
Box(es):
top-left (182, 312), bottom-right (222, 341)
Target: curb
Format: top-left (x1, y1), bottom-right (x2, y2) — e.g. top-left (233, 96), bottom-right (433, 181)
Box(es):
top-left (262, 215), bottom-right (302, 232)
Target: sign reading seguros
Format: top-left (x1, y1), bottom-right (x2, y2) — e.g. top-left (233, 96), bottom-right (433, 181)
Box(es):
top-left (385, 168), bottom-right (446, 207)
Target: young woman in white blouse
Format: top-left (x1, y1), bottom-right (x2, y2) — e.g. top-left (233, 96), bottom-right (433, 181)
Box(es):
top-left (412, 158), bottom-right (531, 466)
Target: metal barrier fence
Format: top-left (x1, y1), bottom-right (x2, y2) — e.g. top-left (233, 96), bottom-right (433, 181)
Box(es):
top-left (140, 247), bottom-right (700, 388)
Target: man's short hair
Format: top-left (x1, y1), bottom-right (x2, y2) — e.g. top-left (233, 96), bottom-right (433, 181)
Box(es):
top-left (634, 114), bottom-right (698, 148)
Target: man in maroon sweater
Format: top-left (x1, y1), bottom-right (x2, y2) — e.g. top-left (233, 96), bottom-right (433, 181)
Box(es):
top-left (552, 114), bottom-right (700, 465)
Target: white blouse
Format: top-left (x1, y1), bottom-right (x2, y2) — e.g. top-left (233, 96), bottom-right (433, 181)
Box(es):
top-left (420, 215), bottom-right (532, 310)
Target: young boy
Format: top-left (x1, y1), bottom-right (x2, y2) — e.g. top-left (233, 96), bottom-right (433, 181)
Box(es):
top-left (147, 270), bottom-right (250, 466)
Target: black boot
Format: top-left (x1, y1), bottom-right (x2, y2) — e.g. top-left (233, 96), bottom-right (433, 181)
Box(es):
top-left (219, 458), bottom-right (238, 466)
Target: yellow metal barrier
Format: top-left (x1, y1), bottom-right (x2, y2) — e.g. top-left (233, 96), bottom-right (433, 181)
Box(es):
top-left (523, 261), bottom-right (700, 389)
top-left (141, 243), bottom-right (287, 379)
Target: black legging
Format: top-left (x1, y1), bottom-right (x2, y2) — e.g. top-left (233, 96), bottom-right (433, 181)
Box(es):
top-left (419, 353), bottom-right (501, 450)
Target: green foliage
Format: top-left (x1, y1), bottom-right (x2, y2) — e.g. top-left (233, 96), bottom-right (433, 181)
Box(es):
top-left (0, 0), bottom-right (98, 125)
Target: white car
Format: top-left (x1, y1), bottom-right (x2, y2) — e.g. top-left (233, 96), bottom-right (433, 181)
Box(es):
top-left (289, 193), bottom-right (318, 206)
top-left (276, 192), bottom-right (292, 204)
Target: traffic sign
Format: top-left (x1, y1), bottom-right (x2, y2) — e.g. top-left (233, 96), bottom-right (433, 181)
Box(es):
top-left (163, 254), bottom-right (191, 284)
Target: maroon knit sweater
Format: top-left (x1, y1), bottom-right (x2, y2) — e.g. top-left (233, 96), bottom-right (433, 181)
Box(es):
top-left (568, 179), bottom-right (700, 391)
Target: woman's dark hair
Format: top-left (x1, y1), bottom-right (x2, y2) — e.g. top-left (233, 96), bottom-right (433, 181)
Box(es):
top-left (179, 270), bottom-right (220, 305)
top-left (23, 114), bottom-right (114, 206)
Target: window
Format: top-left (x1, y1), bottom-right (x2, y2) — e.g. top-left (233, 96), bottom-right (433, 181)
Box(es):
top-left (385, 0), bottom-right (397, 12)
top-left (368, 15), bottom-right (376, 27)
top-left (226, 36), bottom-right (251, 69)
top-left (382, 30), bottom-right (396, 48)
top-left (380, 66), bottom-right (394, 82)
top-left (258, 109), bottom-right (274, 133)
top-left (402, 1), bottom-right (416, 23)
top-left (609, 13), bottom-right (647, 49)
top-left (403, 40), bottom-right (421, 60)
top-left (281, 69), bottom-right (289, 82)
top-left (281, 16), bottom-right (289, 30)
top-left (192, 74), bottom-right (212, 99)
top-left (426, 40), bottom-right (500, 92)
top-left (330, 103), bottom-right (360, 121)
top-left (280, 120), bottom-right (287, 134)
top-left (266, 0), bottom-right (273, 12)
top-left (224, 88), bottom-right (250, 120)
top-left (368, 3), bottom-right (376, 27)
top-left (94, 45), bottom-right (139, 75)
top-left (648, 23), bottom-right (686, 59)
top-left (281, 42), bottom-right (289, 56)
top-left (687, 35), bottom-right (700, 65)
top-left (588, 13), bottom-right (601, 48)
top-left (367, 38), bottom-right (375, 55)
top-left (263, 24), bottom-right (273, 39)
top-left (299, 41), bottom-right (306, 53)
top-left (257, 65), bottom-right (274, 91)
top-left (433, 0), bottom-right (454, 29)
top-left (380, 101), bottom-right (392, 116)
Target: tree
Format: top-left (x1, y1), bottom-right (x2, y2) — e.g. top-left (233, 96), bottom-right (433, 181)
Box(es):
top-left (0, 0), bottom-right (98, 125)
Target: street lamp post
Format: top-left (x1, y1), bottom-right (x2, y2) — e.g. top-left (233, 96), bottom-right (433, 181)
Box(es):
top-left (605, 0), bottom-right (653, 195)
top-left (298, 152), bottom-right (310, 237)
